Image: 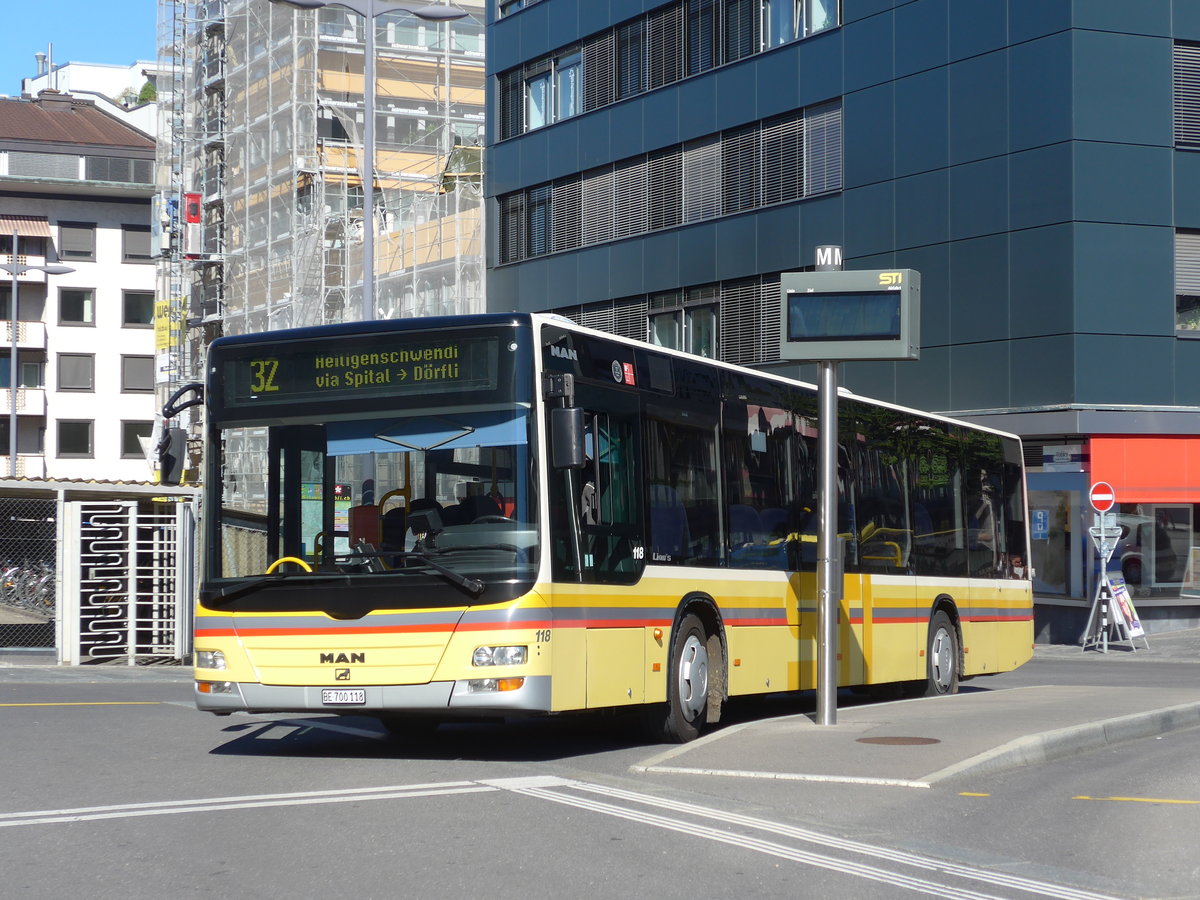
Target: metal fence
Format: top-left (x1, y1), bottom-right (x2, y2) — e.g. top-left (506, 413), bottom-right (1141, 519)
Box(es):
top-left (0, 497), bottom-right (57, 649)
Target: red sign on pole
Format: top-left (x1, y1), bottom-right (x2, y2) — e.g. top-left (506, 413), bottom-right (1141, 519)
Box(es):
top-left (1089, 481), bottom-right (1116, 513)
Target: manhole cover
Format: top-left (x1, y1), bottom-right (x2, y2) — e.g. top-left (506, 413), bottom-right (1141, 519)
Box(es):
top-left (856, 736), bottom-right (941, 746)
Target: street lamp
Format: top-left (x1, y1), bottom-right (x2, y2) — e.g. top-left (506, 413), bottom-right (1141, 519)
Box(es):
top-left (0, 230), bottom-right (74, 477)
top-left (269, 0), bottom-right (467, 321)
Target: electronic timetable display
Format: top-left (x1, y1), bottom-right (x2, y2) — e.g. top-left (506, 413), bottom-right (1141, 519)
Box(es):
top-left (216, 333), bottom-right (501, 408)
top-left (779, 269), bottom-right (920, 362)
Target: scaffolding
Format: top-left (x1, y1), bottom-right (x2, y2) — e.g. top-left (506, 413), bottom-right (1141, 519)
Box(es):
top-left (154, 0), bottom-right (486, 489)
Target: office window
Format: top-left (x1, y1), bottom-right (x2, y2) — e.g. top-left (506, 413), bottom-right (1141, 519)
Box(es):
top-left (805, 0), bottom-right (838, 36)
top-left (58, 353), bottom-right (94, 392)
top-left (766, 0), bottom-right (800, 48)
top-left (582, 32), bottom-right (615, 112)
top-left (525, 67), bottom-right (551, 130)
top-left (687, 0), bottom-right (719, 75)
top-left (59, 289), bottom-right (95, 326)
top-left (648, 3), bottom-right (684, 89)
top-left (495, 102), bottom-right (842, 265)
top-left (804, 102), bottom-right (843, 195)
top-left (121, 420), bottom-right (153, 458)
top-left (527, 185), bottom-right (551, 257)
top-left (1175, 42), bottom-right (1200, 147)
top-left (724, 0), bottom-right (761, 64)
top-left (649, 289), bottom-right (718, 358)
top-left (496, 1), bottom-right (840, 142)
top-left (1176, 230), bottom-right (1200, 332)
top-left (58, 419), bottom-right (93, 457)
top-left (121, 355), bottom-right (155, 392)
top-left (59, 222), bottom-right (95, 261)
top-left (0, 286), bottom-right (10, 320)
top-left (123, 290), bottom-right (155, 327)
top-left (555, 51), bottom-right (581, 121)
top-left (551, 176), bottom-right (582, 252)
top-left (616, 19), bottom-right (645, 100)
top-left (122, 225), bottom-right (153, 263)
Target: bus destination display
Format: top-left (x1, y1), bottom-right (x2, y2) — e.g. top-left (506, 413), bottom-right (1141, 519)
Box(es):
top-left (220, 335), bottom-right (499, 407)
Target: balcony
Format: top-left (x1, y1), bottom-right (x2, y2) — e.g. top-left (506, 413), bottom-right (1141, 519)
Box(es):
top-left (2, 322), bottom-right (47, 350)
top-left (0, 389), bottom-right (47, 416)
top-left (0, 455), bottom-right (46, 479)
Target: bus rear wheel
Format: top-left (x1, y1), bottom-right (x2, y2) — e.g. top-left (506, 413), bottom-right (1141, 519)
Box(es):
top-left (923, 611), bottom-right (960, 696)
top-left (644, 614), bottom-right (712, 743)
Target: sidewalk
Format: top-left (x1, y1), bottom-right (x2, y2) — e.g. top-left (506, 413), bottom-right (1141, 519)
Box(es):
top-left (633, 630), bottom-right (1200, 787)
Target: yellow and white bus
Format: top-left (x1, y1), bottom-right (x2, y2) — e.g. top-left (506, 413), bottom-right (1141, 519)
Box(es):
top-left (194, 313), bottom-right (1033, 741)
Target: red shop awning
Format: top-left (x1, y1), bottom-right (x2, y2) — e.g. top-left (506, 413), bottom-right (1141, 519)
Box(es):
top-left (1090, 436), bottom-right (1200, 504)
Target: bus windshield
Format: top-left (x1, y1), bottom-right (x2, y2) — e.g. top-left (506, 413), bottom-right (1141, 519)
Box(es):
top-left (213, 405), bottom-right (537, 589)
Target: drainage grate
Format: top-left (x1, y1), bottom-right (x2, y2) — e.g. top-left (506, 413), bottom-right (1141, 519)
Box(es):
top-left (856, 736), bottom-right (941, 746)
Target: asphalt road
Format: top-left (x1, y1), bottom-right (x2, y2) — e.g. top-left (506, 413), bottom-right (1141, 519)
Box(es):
top-left (1, 653), bottom-right (1197, 899)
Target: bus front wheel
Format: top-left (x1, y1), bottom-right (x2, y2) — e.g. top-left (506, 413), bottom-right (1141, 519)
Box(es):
top-left (923, 611), bottom-right (960, 696)
top-left (644, 614), bottom-right (712, 743)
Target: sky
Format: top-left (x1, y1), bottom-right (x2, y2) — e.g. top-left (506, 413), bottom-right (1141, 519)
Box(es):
top-left (1, 1), bottom-right (158, 97)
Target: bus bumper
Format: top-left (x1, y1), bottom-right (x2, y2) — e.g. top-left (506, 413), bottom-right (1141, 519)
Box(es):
top-left (194, 675), bottom-right (552, 716)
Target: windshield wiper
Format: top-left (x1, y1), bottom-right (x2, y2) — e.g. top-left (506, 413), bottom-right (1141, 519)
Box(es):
top-left (202, 573), bottom-right (351, 606)
top-left (343, 548), bottom-right (485, 595)
top-left (389, 551), bottom-right (485, 594)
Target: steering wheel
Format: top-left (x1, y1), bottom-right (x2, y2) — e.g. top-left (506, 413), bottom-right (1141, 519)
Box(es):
top-left (472, 515), bottom-right (514, 524)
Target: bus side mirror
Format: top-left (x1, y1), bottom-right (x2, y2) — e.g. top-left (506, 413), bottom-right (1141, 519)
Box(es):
top-left (157, 427), bottom-right (187, 486)
top-left (550, 407), bottom-right (585, 469)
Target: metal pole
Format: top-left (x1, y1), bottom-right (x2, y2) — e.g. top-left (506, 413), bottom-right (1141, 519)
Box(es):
top-left (9, 230), bottom-right (20, 477)
top-left (359, 0), bottom-right (377, 322)
top-left (816, 359), bottom-right (839, 725)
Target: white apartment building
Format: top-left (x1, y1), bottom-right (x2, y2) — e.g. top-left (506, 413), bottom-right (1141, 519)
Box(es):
top-left (0, 91), bottom-right (157, 481)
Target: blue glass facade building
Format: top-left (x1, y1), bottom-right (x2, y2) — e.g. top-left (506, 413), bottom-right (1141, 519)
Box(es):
top-left (486, 0), bottom-right (1200, 628)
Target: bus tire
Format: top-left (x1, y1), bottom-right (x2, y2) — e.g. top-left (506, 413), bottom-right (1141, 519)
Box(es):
top-left (657, 613), bottom-right (712, 743)
top-left (923, 611), bottom-right (960, 696)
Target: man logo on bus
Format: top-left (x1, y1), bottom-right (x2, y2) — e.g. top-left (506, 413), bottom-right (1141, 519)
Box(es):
top-left (321, 652), bottom-right (365, 664)
top-left (550, 345), bottom-right (578, 361)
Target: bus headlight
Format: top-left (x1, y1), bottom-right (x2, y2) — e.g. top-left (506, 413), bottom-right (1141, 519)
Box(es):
top-left (472, 645), bottom-right (527, 667)
top-left (195, 650), bottom-right (227, 670)
top-left (467, 677), bottom-right (525, 693)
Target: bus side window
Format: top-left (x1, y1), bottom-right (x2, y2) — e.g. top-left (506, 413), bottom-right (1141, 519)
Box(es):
top-left (574, 408), bottom-right (643, 583)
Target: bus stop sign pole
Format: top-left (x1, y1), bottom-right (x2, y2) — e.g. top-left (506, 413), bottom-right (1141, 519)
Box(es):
top-left (779, 252), bottom-right (921, 728)
top-left (816, 360), bottom-right (840, 726)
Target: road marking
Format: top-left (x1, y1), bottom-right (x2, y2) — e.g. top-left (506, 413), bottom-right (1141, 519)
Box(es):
top-left (0, 782), bottom-right (495, 828)
top-left (1073, 795), bottom-right (1200, 806)
top-left (0, 702), bottom-right (162, 707)
top-left (632, 763), bottom-right (930, 789)
top-left (0, 773), bottom-right (1126, 898)
top-left (490, 778), bottom-right (1124, 900)
top-left (959, 792), bottom-right (991, 797)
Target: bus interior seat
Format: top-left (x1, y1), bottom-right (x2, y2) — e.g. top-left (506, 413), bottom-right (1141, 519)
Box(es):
top-left (649, 484), bottom-right (690, 558)
top-left (759, 507), bottom-right (789, 537)
top-left (380, 507), bottom-right (407, 551)
top-left (729, 504), bottom-right (766, 544)
top-left (458, 493), bottom-right (504, 523)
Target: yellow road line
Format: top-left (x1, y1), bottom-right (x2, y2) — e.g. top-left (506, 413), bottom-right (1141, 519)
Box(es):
top-left (0, 702), bottom-right (162, 708)
top-left (1073, 795), bottom-right (1200, 806)
top-left (958, 792), bottom-right (991, 797)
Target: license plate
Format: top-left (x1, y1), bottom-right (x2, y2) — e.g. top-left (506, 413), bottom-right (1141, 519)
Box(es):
top-left (321, 689), bottom-right (366, 705)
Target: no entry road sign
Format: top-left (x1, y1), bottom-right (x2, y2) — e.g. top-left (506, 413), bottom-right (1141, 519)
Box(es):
top-left (1089, 481), bottom-right (1116, 513)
